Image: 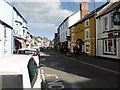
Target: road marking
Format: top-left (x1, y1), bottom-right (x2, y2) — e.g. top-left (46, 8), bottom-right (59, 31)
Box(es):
top-left (41, 69), bottom-right (46, 82)
top-left (61, 55), bottom-right (120, 75)
top-left (45, 74), bottom-right (59, 79)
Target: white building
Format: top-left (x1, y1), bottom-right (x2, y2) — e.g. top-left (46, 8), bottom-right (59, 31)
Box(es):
top-left (0, 0), bottom-right (28, 55)
top-left (96, 1), bottom-right (120, 59)
top-left (0, 0), bottom-right (13, 56)
top-left (13, 7), bottom-right (28, 51)
top-left (59, 11), bottom-right (81, 49)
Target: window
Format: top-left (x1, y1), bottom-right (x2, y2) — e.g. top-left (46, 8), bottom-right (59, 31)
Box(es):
top-left (27, 58), bottom-right (38, 87)
top-left (85, 29), bottom-right (90, 40)
top-left (110, 14), bottom-right (114, 29)
top-left (66, 31), bottom-right (67, 37)
top-left (71, 27), bottom-right (74, 32)
top-left (85, 19), bottom-right (89, 27)
top-left (71, 34), bottom-right (74, 42)
top-left (85, 43), bottom-right (90, 53)
top-left (104, 17), bottom-right (108, 30)
top-left (4, 27), bottom-right (7, 38)
top-left (103, 38), bottom-right (116, 54)
top-left (65, 22), bottom-right (67, 27)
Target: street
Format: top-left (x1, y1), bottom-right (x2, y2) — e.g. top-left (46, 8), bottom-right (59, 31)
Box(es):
top-left (40, 50), bottom-right (120, 89)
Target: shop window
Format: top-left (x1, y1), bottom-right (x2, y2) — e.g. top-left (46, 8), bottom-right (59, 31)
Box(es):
top-left (103, 38), bottom-right (116, 54)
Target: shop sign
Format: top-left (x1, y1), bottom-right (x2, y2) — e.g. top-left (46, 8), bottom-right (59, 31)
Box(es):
top-left (108, 32), bottom-right (120, 38)
top-left (113, 11), bottom-right (120, 25)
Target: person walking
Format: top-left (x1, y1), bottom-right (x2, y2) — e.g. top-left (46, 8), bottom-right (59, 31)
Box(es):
top-left (73, 45), bottom-right (78, 58)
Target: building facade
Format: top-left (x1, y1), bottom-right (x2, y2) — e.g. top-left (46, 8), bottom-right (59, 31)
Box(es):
top-left (58, 11), bottom-right (80, 52)
top-left (69, 2), bottom-right (108, 56)
top-left (13, 7), bottom-right (28, 52)
top-left (0, 0), bottom-right (13, 56)
top-left (70, 13), bottom-right (95, 56)
top-left (96, 1), bottom-right (120, 59)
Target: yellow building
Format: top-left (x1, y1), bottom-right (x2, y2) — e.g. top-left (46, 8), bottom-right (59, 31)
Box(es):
top-left (70, 11), bottom-right (96, 56)
top-left (69, 3), bottom-right (108, 56)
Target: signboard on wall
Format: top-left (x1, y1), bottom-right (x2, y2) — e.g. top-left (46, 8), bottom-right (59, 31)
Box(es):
top-left (113, 11), bottom-right (120, 25)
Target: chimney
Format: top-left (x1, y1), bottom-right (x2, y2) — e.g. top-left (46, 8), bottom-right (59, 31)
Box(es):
top-left (80, 2), bottom-right (88, 18)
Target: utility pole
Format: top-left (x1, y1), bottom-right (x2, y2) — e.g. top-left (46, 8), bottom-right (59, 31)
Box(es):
top-left (93, 0), bottom-right (97, 58)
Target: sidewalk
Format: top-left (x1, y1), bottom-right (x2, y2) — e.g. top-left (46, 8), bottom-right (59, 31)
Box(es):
top-left (58, 51), bottom-right (120, 72)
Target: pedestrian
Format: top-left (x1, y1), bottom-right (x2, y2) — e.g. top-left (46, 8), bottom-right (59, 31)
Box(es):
top-left (66, 48), bottom-right (70, 56)
top-left (16, 46), bottom-right (20, 54)
top-left (73, 45), bottom-right (78, 58)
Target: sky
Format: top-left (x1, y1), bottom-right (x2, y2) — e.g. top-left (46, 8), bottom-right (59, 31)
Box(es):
top-left (7, 0), bottom-right (107, 40)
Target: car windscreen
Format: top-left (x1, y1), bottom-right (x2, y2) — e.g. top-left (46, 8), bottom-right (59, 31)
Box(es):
top-left (0, 75), bottom-right (23, 89)
top-left (18, 50), bottom-right (34, 55)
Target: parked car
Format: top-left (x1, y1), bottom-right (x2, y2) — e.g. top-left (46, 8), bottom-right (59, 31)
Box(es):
top-left (17, 48), bottom-right (40, 66)
top-left (0, 55), bottom-right (42, 88)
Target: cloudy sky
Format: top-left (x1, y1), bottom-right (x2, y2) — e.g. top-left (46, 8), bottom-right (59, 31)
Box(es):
top-left (8, 0), bottom-right (106, 40)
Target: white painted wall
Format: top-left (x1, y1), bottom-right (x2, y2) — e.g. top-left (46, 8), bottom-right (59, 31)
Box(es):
top-left (0, 0), bottom-right (12, 26)
top-left (0, 0), bottom-right (13, 56)
top-left (13, 9), bottom-right (27, 39)
top-left (96, 8), bottom-right (120, 59)
top-left (60, 11), bottom-right (80, 43)
top-left (59, 20), bottom-right (68, 42)
top-left (0, 24), bottom-right (4, 56)
top-left (68, 11), bottom-right (80, 27)
top-left (5, 27), bottom-right (12, 55)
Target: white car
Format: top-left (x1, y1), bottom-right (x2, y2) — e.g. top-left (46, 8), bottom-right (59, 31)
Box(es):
top-left (17, 48), bottom-right (40, 66)
top-left (0, 55), bottom-right (42, 88)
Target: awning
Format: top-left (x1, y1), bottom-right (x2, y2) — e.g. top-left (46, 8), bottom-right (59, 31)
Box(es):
top-left (16, 38), bottom-right (26, 45)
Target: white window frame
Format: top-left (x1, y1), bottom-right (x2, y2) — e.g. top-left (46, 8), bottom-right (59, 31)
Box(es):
top-left (103, 16), bottom-right (109, 31)
top-left (85, 19), bottom-right (90, 27)
top-left (71, 44), bottom-right (75, 52)
top-left (71, 34), bottom-right (74, 42)
top-left (71, 27), bottom-right (74, 32)
top-left (103, 38), bottom-right (116, 54)
top-left (85, 42), bottom-right (90, 53)
top-left (84, 29), bottom-right (90, 40)
top-left (110, 13), bottom-right (114, 30)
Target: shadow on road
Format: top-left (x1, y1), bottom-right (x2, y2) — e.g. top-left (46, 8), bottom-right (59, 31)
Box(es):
top-left (40, 50), bottom-right (119, 88)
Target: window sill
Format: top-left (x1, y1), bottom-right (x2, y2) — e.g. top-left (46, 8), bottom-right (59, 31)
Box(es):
top-left (103, 52), bottom-right (116, 55)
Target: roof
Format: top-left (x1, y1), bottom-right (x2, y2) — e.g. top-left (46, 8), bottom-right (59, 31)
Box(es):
top-left (0, 20), bottom-right (13, 29)
top-left (3, 0), bottom-right (27, 23)
top-left (96, 1), bottom-right (120, 18)
top-left (13, 7), bottom-right (27, 23)
top-left (0, 55), bottom-right (31, 75)
top-left (69, 2), bottom-right (109, 28)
